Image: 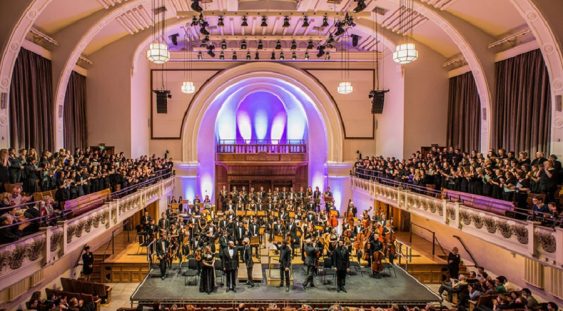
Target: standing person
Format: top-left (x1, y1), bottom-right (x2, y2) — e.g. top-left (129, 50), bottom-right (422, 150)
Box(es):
top-left (302, 238), bottom-right (319, 289)
top-left (242, 238), bottom-right (255, 287)
top-left (222, 241), bottom-right (239, 292)
top-left (82, 245), bottom-right (94, 281)
top-left (274, 240), bottom-right (292, 292)
top-left (199, 246), bottom-right (215, 294)
top-left (447, 247), bottom-right (461, 279)
top-left (156, 234), bottom-right (169, 280)
top-left (333, 239), bottom-right (350, 293)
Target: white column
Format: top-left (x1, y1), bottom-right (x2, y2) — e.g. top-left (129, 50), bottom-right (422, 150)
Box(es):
top-left (173, 161), bottom-right (199, 202)
top-left (325, 161), bottom-right (353, 213)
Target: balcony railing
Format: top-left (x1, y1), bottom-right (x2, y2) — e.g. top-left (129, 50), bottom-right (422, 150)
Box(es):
top-left (216, 139), bottom-right (306, 154)
top-left (350, 175), bottom-right (562, 269)
top-left (0, 174), bottom-right (175, 294)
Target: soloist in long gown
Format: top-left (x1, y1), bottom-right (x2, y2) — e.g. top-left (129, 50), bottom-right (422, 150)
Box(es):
top-left (199, 254), bottom-right (215, 294)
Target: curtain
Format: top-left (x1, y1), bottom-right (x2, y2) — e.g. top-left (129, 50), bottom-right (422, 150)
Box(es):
top-left (64, 71), bottom-right (88, 150)
top-left (447, 72), bottom-right (481, 151)
top-left (492, 49), bottom-right (551, 154)
top-left (9, 48), bottom-right (54, 151)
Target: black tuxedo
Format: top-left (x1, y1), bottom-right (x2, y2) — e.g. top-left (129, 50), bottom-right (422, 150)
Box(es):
top-left (243, 245), bottom-right (254, 284)
top-left (333, 246), bottom-right (350, 290)
top-left (275, 244), bottom-right (292, 288)
top-left (303, 243), bottom-right (319, 287)
top-left (222, 247), bottom-right (239, 290)
top-left (156, 239), bottom-right (169, 278)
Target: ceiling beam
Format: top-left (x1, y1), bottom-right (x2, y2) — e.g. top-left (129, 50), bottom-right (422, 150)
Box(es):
top-left (176, 10), bottom-right (371, 18)
top-left (205, 35), bottom-right (327, 40)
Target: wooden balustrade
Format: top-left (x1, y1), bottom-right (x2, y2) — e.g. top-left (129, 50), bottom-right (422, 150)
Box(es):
top-left (216, 140), bottom-right (306, 154)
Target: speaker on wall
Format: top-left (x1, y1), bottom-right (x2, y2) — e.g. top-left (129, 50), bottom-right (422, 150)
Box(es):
top-left (153, 90), bottom-right (171, 114)
top-left (369, 89), bottom-right (389, 114)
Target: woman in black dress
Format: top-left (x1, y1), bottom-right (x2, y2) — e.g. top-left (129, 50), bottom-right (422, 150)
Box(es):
top-left (199, 246), bottom-right (216, 294)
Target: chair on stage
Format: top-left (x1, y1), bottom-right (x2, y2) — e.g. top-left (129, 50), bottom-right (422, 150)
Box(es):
top-left (317, 258), bottom-right (336, 285)
top-left (184, 258), bottom-right (199, 286)
top-left (213, 258), bottom-right (224, 286)
top-left (348, 260), bottom-right (361, 275)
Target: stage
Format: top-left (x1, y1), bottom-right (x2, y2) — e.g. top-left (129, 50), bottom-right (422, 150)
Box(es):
top-left (130, 264), bottom-right (442, 307)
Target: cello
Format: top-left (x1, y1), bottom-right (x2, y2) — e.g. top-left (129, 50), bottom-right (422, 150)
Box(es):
top-left (329, 208), bottom-right (339, 228)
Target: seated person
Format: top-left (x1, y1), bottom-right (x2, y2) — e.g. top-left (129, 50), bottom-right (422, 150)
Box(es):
top-left (438, 274), bottom-right (468, 302)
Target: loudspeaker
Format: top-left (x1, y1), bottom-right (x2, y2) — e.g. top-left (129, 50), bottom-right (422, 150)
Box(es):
top-left (369, 89), bottom-right (388, 114)
top-left (154, 90), bottom-right (171, 114)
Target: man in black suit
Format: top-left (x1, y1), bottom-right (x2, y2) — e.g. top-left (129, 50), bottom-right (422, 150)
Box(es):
top-left (302, 238), bottom-right (319, 289)
top-left (274, 240), bottom-right (292, 292)
top-left (242, 238), bottom-right (254, 287)
top-left (222, 241), bottom-right (239, 292)
top-left (447, 247), bottom-right (461, 279)
top-left (333, 239), bottom-right (350, 292)
top-left (156, 235), bottom-right (169, 280)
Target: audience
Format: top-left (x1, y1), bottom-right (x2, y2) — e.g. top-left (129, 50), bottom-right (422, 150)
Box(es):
top-left (353, 146), bottom-right (562, 226)
top-left (0, 147), bottom-right (173, 244)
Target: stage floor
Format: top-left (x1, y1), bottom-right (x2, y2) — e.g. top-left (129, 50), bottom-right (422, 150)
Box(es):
top-left (130, 264), bottom-right (441, 306)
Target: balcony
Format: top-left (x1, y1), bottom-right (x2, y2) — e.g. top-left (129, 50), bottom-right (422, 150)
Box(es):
top-left (0, 175), bottom-right (175, 296)
top-left (350, 176), bottom-right (562, 268)
top-left (216, 140), bottom-right (307, 163)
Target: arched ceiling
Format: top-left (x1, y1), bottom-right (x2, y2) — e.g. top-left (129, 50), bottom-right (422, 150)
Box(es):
top-left (29, 0), bottom-right (532, 59)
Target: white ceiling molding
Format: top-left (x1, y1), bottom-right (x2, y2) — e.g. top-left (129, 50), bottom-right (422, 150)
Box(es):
top-left (419, 0), bottom-right (455, 10)
top-left (116, 5), bottom-right (152, 34)
top-left (381, 6), bottom-right (428, 35)
top-left (96, 0), bottom-right (128, 10)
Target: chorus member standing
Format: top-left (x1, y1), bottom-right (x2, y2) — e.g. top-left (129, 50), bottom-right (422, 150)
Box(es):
top-left (82, 246), bottom-right (94, 281)
top-left (274, 240), bottom-right (292, 292)
top-left (222, 241), bottom-right (239, 292)
top-left (242, 238), bottom-right (255, 287)
top-left (333, 239), bottom-right (350, 293)
top-left (447, 247), bottom-right (461, 279)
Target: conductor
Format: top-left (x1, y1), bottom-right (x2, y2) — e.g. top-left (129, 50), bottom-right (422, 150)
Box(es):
top-left (333, 239), bottom-right (350, 292)
top-left (274, 239), bottom-right (292, 292)
top-left (222, 240), bottom-right (239, 292)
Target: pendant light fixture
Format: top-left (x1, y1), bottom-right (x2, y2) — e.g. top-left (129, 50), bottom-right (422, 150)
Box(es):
top-left (393, 0), bottom-right (418, 64)
top-left (181, 31), bottom-right (195, 94)
top-left (337, 34), bottom-right (353, 94)
top-left (147, 0), bottom-right (170, 64)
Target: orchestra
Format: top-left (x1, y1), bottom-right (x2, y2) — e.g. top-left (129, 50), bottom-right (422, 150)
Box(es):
top-left (139, 185), bottom-right (398, 293)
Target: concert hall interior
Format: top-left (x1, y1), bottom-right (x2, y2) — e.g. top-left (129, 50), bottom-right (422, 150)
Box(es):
top-left (0, 0), bottom-right (563, 310)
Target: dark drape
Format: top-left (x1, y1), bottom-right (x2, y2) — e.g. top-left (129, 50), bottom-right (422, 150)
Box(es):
top-left (447, 72), bottom-right (481, 151)
top-left (492, 49), bottom-right (551, 154)
top-left (64, 71), bottom-right (88, 150)
top-left (9, 48), bottom-right (54, 150)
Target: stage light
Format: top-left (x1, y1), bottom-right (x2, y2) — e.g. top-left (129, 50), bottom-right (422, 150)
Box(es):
top-left (327, 34), bottom-right (335, 45)
top-left (275, 40), bottom-right (282, 49)
top-left (221, 40), bottom-right (227, 50)
top-left (255, 51), bottom-right (260, 60)
top-left (279, 51), bottom-right (285, 60)
top-left (316, 45), bottom-right (325, 57)
top-left (219, 51), bottom-right (225, 59)
top-left (200, 25), bottom-right (210, 35)
top-left (334, 21), bottom-right (345, 36)
top-left (302, 16), bottom-right (310, 27)
top-left (325, 52), bottom-right (331, 60)
top-left (307, 40), bottom-right (314, 49)
top-left (241, 16), bottom-right (248, 27)
top-left (345, 13), bottom-right (356, 27)
top-left (261, 16), bottom-right (268, 27)
top-left (202, 35), bottom-right (210, 43)
top-left (206, 44), bottom-right (215, 57)
top-left (283, 16), bottom-right (290, 28)
top-left (353, 0), bottom-right (367, 12)
top-left (191, 16), bottom-right (198, 26)
top-left (352, 34), bottom-right (360, 47)
top-left (197, 51), bottom-right (203, 59)
top-left (218, 16), bottom-right (224, 27)
top-left (291, 51), bottom-right (297, 60)
top-left (257, 40), bottom-right (264, 50)
top-left (322, 14), bottom-right (329, 27)
top-left (232, 52), bottom-right (237, 60)
top-left (191, 0), bottom-right (203, 12)
top-left (246, 51), bottom-right (251, 60)
top-left (290, 40), bottom-right (297, 50)
top-left (169, 33), bottom-right (179, 46)
top-left (304, 51), bottom-right (310, 60)
top-left (241, 40), bottom-right (247, 49)
top-left (271, 51), bottom-right (276, 60)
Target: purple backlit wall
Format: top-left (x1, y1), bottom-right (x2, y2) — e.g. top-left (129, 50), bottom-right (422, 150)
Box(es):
top-left (235, 92), bottom-right (288, 143)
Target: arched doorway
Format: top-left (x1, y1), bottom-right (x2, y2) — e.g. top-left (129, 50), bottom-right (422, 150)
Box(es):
top-left (176, 62), bottom-right (351, 211)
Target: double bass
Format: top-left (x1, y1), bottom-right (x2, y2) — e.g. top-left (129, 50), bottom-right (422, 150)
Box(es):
top-left (329, 208), bottom-right (339, 228)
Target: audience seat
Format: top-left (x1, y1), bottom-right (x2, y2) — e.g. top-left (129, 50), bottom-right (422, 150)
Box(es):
top-left (60, 277), bottom-right (112, 303)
